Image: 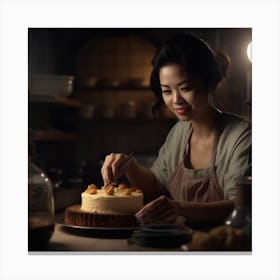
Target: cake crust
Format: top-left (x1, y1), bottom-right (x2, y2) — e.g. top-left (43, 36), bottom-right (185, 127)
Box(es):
top-left (65, 204), bottom-right (139, 227)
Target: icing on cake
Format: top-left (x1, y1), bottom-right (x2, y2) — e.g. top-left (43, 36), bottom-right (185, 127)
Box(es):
top-left (80, 184), bottom-right (144, 214)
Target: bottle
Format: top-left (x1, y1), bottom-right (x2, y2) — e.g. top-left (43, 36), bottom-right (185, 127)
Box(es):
top-left (28, 160), bottom-right (55, 250)
top-left (225, 176), bottom-right (252, 229)
top-left (225, 176), bottom-right (252, 251)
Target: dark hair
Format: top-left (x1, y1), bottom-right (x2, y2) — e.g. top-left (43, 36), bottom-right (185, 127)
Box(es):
top-left (150, 33), bottom-right (228, 117)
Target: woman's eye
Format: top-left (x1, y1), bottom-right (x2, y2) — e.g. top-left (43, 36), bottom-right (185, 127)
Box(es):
top-left (180, 87), bottom-right (192, 92)
top-left (162, 89), bottom-right (172, 95)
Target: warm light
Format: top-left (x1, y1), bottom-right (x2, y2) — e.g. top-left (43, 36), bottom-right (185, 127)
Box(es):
top-left (247, 41), bottom-right (252, 62)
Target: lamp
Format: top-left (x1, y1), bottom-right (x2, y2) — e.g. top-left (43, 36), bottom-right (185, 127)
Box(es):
top-left (247, 41), bottom-right (252, 62)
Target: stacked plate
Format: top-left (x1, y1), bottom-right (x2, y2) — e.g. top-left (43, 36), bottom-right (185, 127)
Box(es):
top-left (132, 223), bottom-right (192, 249)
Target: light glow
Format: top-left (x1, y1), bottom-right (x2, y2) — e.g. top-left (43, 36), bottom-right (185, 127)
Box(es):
top-left (247, 41), bottom-right (252, 62)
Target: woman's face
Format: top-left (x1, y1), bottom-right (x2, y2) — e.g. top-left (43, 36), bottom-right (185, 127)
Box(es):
top-left (159, 63), bottom-right (210, 121)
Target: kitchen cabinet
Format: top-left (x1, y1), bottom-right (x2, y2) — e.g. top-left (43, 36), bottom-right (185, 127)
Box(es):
top-left (28, 94), bottom-right (82, 179)
top-left (29, 95), bottom-right (81, 141)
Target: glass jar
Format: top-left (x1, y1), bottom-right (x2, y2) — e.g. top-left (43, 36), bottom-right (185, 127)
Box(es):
top-left (28, 160), bottom-right (55, 250)
top-left (225, 176), bottom-right (252, 232)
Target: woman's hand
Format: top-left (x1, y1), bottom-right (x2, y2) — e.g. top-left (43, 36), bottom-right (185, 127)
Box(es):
top-left (135, 195), bottom-right (181, 224)
top-left (101, 153), bottom-right (133, 186)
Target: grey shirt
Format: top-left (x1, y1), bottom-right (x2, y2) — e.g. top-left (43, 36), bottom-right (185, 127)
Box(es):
top-left (150, 112), bottom-right (251, 200)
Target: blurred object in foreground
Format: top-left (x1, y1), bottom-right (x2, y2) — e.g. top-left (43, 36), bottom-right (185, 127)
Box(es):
top-left (225, 176), bottom-right (252, 237)
top-left (190, 225), bottom-right (251, 251)
top-left (28, 160), bottom-right (55, 251)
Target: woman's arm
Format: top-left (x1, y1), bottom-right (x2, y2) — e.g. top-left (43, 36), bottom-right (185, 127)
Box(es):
top-left (178, 199), bottom-right (235, 224)
top-left (135, 195), bottom-right (235, 225)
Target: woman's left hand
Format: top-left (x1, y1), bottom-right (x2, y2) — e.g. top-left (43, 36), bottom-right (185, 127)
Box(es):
top-left (135, 195), bottom-right (181, 224)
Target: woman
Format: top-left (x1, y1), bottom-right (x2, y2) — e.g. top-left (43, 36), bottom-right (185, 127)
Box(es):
top-left (101, 33), bottom-right (251, 226)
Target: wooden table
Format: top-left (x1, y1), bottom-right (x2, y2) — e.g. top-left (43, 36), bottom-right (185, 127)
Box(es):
top-left (44, 223), bottom-right (189, 252)
top-left (33, 213), bottom-right (249, 252)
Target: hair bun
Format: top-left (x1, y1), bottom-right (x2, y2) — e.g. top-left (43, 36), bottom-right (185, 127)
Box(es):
top-left (214, 50), bottom-right (231, 80)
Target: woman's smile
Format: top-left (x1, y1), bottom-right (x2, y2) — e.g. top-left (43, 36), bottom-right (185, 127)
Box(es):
top-left (173, 106), bottom-right (192, 116)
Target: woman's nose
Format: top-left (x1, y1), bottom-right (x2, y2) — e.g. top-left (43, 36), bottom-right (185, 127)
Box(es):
top-left (173, 90), bottom-right (184, 104)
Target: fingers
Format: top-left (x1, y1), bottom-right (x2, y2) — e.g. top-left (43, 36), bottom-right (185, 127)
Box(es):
top-left (101, 154), bottom-right (115, 185)
top-left (110, 153), bottom-right (124, 178)
top-left (135, 196), bottom-right (165, 217)
top-left (101, 154), bottom-right (114, 185)
top-left (100, 153), bottom-right (127, 186)
top-left (135, 196), bottom-right (179, 224)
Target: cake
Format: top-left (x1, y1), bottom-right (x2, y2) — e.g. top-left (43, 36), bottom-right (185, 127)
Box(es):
top-left (65, 184), bottom-right (144, 227)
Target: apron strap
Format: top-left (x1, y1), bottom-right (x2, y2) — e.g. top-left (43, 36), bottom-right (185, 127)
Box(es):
top-left (209, 114), bottom-right (224, 198)
top-left (209, 114), bottom-right (224, 169)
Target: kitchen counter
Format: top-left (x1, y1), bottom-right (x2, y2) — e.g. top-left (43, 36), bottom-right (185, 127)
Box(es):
top-left (31, 212), bottom-right (250, 253)
top-left (43, 223), bottom-right (189, 252)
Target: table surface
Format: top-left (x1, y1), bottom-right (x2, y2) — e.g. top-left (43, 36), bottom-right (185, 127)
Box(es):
top-left (43, 223), bottom-right (189, 252)
top-left (36, 210), bottom-right (226, 252)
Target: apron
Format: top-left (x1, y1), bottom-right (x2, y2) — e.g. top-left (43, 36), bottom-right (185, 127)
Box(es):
top-left (167, 120), bottom-right (224, 203)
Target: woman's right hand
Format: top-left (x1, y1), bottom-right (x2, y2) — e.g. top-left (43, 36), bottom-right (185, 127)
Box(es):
top-left (135, 195), bottom-right (181, 225)
top-left (100, 153), bottom-right (133, 186)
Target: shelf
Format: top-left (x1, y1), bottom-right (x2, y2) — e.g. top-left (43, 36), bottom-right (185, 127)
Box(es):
top-left (34, 130), bottom-right (79, 141)
top-left (29, 95), bottom-right (81, 107)
top-left (76, 78), bottom-right (150, 91)
top-left (79, 86), bottom-right (150, 91)
top-left (79, 117), bottom-right (177, 124)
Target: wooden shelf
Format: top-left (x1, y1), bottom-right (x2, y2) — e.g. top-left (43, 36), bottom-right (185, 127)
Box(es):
top-left (79, 117), bottom-right (176, 124)
top-left (79, 85), bottom-right (150, 91)
top-left (29, 95), bottom-right (81, 108)
top-left (34, 130), bottom-right (79, 141)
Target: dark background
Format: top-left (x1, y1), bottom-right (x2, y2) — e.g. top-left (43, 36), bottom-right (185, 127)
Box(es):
top-left (28, 28), bottom-right (252, 209)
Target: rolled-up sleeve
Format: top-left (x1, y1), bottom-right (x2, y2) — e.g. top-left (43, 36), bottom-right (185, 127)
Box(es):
top-left (222, 123), bottom-right (252, 200)
top-left (150, 142), bottom-right (169, 188)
